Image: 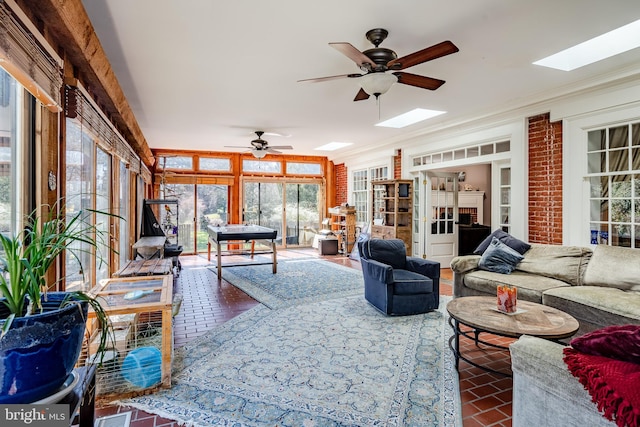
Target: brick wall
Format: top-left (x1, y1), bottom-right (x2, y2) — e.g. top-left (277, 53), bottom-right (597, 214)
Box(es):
top-left (334, 163), bottom-right (348, 205)
top-left (394, 149), bottom-right (402, 179)
top-left (528, 113), bottom-right (563, 244)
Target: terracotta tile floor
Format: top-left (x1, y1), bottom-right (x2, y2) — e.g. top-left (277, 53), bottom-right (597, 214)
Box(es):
top-left (93, 250), bottom-right (514, 427)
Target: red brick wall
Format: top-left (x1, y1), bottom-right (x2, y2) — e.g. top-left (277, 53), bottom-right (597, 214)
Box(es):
top-left (394, 149), bottom-right (402, 179)
top-left (334, 163), bottom-right (348, 206)
top-left (528, 113), bottom-right (563, 244)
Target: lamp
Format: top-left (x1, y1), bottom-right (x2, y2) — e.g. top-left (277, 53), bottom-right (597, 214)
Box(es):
top-left (359, 73), bottom-right (397, 97)
top-left (252, 149), bottom-right (267, 159)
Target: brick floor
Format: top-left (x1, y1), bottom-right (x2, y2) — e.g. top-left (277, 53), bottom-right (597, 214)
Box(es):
top-left (92, 250), bottom-right (513, 427)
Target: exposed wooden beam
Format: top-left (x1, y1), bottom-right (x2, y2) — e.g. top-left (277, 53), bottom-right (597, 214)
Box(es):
top-left (16, 0), bottom-right (155, 167)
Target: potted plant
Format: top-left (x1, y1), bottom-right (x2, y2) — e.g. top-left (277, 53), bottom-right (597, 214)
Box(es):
top-left (0, 203), bottom-right (115, 403)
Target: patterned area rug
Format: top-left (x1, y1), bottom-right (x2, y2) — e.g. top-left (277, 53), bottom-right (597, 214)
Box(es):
top-left (120, 295), bottom-right (461, 426)
top-left (215, 259), bottom-right (365, 309)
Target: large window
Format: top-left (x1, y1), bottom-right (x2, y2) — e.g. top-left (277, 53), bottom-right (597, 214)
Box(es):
top-left (351, 166), bottom-right (388, 224)
top-left (588, 123), bottom-right (640, 247)
top-left (0, 68), bottom-right (23, 237)
top-left (65, 119), bottom-right (95, 290)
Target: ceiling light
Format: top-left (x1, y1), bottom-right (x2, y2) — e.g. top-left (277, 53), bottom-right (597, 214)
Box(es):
top-left (533, 18), bottom-right (640, 71)
top-left (252, 149), bottom-right (267, 159)
top-left (359, 73), bottom-right (398, 97)
top-left (315, 142), bottom-right (353, 151)
top-left (376, 108), bottom-right (446, 128)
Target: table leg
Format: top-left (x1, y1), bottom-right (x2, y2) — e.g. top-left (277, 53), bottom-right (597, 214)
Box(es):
top-left (448, 316), bottom-right (461, 372)
top-left (207, 240), bottom-right (211, 261)
top-left (272, 241), bottom-right (277, 274)
top-left (216, 241), bottom-right (222, 280)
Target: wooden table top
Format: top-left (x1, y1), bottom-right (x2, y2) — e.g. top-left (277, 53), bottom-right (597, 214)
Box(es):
top-left (446, 296), bottom-right (579, 340)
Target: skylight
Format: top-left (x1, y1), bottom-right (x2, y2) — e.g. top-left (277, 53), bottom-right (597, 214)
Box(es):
top-left (375, 108), bottom-right (446, 128)
top-left (315, 142), bottom-right (353, 151)
top-left (533, 18), bottom-right (640, 71)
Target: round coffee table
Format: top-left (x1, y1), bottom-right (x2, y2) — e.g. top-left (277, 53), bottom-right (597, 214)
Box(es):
top-left (446, 296), bottom-right (579, 376)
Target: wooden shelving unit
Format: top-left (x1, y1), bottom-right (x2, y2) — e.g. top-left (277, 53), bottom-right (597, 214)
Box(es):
top-left (329, 207), bottom-right (357, 255)
top-left (370, 179), bottom-right (413, 253)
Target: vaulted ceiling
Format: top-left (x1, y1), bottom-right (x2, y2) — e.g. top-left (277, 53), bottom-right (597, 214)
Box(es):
top-left (81, 0), bottom-right (640, 160)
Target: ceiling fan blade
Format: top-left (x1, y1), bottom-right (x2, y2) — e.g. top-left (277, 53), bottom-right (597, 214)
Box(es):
top-left (267, 145), bottom-right (293, 150)
top-left (330, 42), bottom-right (376, 69)
top-left (353, 88), bottom-right (370, 102)
top-left (393, 72), bottom-right (445, 90)
top-left (298, 73), bottom-right (363, 83)
top-left (266, 149), bottom-right (282, 154)
top-left (224, 145), bottom-right (252, 148)
top-left (387, 40), bottom-right (459, 70)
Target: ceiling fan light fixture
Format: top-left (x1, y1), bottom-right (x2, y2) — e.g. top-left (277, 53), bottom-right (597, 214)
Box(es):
top-left (359, 73), bottom-right (397, 96)
top-left (252, 149), bottom-right (268, 159)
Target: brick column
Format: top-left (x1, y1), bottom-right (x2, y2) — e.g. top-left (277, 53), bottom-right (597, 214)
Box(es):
top-left (394, 149), bottom-right (402, 179)
top-left (334, 163), bottom-right (348, 206)
top-left (528, 113), bottom-right (563, 244)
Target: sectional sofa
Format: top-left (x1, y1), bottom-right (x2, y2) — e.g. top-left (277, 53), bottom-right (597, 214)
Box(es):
top-left (450, 242), bottom-right (640, 427)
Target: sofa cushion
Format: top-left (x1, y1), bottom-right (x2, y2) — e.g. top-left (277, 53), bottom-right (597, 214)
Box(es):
top-left (464, 270), bottom-right (570, 303)
top-left (392, 269), bottom-right (433, 295)
top-left (570, 324), bottom-right (640, 364)
top-left (474, 229), bottom-right (531, 255)
top-left (516, 244), bottom-right (592, 286)
top-left (543, 286), bottom-right (640, 333)
top-left (583, 245), bottom-right (640, 291)
top-left (478, 237), bottom-right (524, 274)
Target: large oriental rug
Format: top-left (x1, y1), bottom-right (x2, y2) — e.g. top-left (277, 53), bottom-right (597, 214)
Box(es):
top-left (215, 259), bottom-right (365, 309)
top-left (121, 295), bottom-right (461, 426)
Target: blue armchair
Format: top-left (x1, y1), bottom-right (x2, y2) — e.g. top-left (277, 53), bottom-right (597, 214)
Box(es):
top-left (358, 238), bottom-right (440, 316)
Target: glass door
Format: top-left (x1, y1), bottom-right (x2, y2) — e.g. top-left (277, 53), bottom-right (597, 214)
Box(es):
top-left (196, 184), bottom-right (229, 252)
top-left (243, 182), bottom-right (283, 239)
top-left (164, 183), bottom-right (195, 254)
top-left (285, 183), bottom-right (320, 246)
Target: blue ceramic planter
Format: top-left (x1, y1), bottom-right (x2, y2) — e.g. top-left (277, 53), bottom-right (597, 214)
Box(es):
top-left (0, 292), bottom-right (88, 403)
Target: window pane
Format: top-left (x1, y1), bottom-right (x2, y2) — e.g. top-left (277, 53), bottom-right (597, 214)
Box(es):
top-left (608, 149), bottom-right (628, 172)
top-left (588, 129), bottom-right (605, 151)
top-left (609, 126), bottom-right (628, 149)
top-left (200, 157), bottom-right (230, 171)
top-left (442, 151), bottom-right (452, 161)
top-left (500, 168), bottom-right (511, 186)
top-left (480, 144), bottom-right (494, 155)
top-left (591, 199), bottom-right (608, 222)
top-left (612, 223), bottom-right (631, 247)
top-left (95, 148), bottom-right (110, 283)
top-left (611, 176), bottom-right (631, 197)
top-left (161, 156), bottom-right (192, 169)
top-left (0, 68), bottom-right (20, 236)
top-left (286, 162), bottom-right (321, 175)
top-left (611, 199), bottom-right (631, 223)
top-left (242, 159), bottom-right (281, 173)
top-left (588, 152), bottom-right (605, 173)
top-left (633, 123), bottom-right (640, 146)
top-left (467, 147), bottom-right (478, 157)
top-left (590, 176), bottom-right (608, 198)
top-left (496, 141), bottom-right (510, 153)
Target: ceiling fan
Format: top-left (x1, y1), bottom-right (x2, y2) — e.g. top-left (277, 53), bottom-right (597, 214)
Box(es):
top-left (225, 131), bottom-right (293, 159)
top-left (299, 28), bottom-right (459, 101)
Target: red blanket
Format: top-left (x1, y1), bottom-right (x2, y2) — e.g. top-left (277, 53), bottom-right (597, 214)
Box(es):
top-left (563, 348), bottom-right (640, 427)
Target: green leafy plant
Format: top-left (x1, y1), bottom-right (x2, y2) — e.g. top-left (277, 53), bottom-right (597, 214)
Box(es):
top-left (0, 202), bottom-right (116, 350)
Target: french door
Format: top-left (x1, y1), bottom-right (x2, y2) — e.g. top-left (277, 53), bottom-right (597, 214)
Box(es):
top-left (422, 172), bottom-right (459, 265)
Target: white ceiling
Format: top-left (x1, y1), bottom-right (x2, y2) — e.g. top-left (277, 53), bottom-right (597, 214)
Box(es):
top-left (81, 0), bottom-right (640, 161)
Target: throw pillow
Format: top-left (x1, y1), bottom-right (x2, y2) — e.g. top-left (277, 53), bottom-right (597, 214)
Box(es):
top-left (478, 237), bottom-right (525, 274)
top-left (570, 324), bottom-right (640, 364)
top-left (474, 229), bottom-right (531, 255)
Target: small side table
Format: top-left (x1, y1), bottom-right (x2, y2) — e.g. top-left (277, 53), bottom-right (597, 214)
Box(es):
top-left (60, 365), bottom-right (96, 427)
